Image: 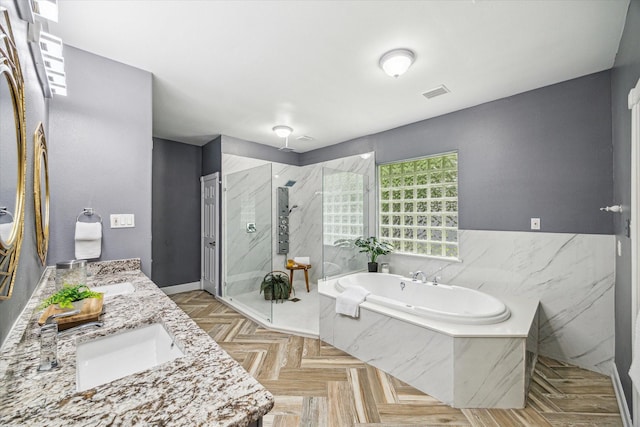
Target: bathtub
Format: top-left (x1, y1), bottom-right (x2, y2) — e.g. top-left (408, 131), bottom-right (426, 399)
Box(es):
top-left (336, 272), bottom-right (510, 325)
top-left (319, 273), bottom-right (539, 408)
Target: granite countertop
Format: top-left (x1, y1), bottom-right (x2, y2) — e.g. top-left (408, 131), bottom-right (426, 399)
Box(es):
top-left (0, 259), bottom-right (274, 426)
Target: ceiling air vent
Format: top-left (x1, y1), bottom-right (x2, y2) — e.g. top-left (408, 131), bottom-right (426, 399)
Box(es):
top-left (296, 135), bottom-right (314, 142)
top-left (422, 85), bottom-right (450, 99)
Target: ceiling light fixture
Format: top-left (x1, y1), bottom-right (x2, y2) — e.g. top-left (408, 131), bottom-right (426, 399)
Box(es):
top-left (273, 125), bottom-right (295, 152)
top-left (272, 125), bottom-right (293, 138)
top-left (39, 31), bottom-right (63, 57)
top-left (379, 48), bottom-right (415, 78)
top-left (32, 0), bottom-right (59, 22)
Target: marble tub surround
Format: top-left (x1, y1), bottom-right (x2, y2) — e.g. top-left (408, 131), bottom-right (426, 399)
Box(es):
top-left (0, 260), bottom-right (273, 426)
top-left (319, 277), bottom-right (539, 408)
top-left (386, 230), bottom-right (615, 374)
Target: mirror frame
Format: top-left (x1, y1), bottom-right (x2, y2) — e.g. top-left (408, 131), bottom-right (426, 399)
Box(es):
top-left (33, 122), bottom-right (49, 266)
top-left (0, 8), bottom-right (27, 300)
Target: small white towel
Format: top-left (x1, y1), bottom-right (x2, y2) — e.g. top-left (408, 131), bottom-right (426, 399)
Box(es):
top-left (0, 222), bottom-right (13, 242)
top-left (294, 256), bottom-right (310, 265)
top-left (75, 221), bottom-right (102, 260)
top-left (336, 286), bottom-right (370, 318)
top-left (629, 313), bottom-right (640, 391)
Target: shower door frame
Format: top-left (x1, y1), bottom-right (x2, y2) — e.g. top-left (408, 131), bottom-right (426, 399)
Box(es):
top-left (631, 77), bottom-right (640, 426)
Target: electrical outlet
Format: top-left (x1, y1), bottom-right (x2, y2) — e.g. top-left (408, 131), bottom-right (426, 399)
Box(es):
top-left (530, 218), bottom-right (541, 230)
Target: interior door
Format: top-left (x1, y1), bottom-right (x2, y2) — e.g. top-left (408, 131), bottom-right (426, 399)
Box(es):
top-left (201, 173), bottom-right (219, 295)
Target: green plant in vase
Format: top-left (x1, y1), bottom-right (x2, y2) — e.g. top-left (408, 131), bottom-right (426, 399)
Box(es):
top-left (353, 236), bottom-right (394, 272)
top-left (260, 271), bottom-right (293, 303)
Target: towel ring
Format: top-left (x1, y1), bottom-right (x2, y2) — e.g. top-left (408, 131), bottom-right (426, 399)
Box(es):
top-left (0, 207), bottom-right (14, 222)
top-left (76, 208), bottom-right (102, 223)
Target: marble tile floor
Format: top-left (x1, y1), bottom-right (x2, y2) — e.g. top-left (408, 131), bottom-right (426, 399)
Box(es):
top-left (227, 286), bottom-right (319, 335)
top-left (170, 291), bottom-right (623, 427)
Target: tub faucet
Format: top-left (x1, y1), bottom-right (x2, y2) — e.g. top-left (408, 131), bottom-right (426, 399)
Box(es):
top-left (37, 310), bottom-right (79, 372)
top-left (410, 271), bottom-right (427, 283)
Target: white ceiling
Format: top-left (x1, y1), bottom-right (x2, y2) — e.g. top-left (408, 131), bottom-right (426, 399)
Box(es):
top-left (51, 0), bottom-right (629, 152)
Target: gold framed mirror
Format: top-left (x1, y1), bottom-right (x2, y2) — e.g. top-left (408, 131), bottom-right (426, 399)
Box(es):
top-left (34, 122), bottom-right (49, 265)
top-left (0, 8), bottom-right (27, 300)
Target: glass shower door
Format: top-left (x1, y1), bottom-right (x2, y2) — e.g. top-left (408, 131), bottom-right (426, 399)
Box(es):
top-left (223, 163), bottom-right (273, 323)
top-left (322, 167), bottom-right (369, 278)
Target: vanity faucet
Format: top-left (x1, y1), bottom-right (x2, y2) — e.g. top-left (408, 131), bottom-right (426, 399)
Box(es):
top-left (38, 310), bottom-right (79, 372)
top-left (410, 271), bottom-right (428, 283)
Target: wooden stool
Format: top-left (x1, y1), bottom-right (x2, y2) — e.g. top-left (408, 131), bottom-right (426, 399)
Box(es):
top-left (286, 263), bottom-right (312, 293)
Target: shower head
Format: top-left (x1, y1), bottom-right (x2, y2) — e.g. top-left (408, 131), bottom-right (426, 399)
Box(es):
top-left (284, 180), bottom-right (296, 187)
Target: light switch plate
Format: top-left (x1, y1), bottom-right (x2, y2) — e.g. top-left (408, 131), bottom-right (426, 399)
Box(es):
top-left (110, 214), bottom-right (135, 228)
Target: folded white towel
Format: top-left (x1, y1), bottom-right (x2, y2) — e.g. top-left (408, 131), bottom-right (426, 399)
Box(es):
top-left (75, 221), bottom-right (102, 260)
top-left (0, 222), bottom-right (13, 242)
top-left (294, 256), bottom-right (310, 265)
top-left (336, 286), bottom-right (370, 318)
top-left (629, 313), bottom-right (640, 391)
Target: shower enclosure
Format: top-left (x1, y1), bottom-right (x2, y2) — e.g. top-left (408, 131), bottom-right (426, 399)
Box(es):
top-left (222, 163), bottom-right (273, 323)
top-left (220, 155), bottom-right (373, 333)
top-left (322, 167), bottom-right (369, 278)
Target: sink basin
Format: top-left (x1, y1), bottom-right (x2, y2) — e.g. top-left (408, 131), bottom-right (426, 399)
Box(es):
top-left (76, 323), bottom-right (184, 391)
top-left (90, 282), bottom-right (135, 298)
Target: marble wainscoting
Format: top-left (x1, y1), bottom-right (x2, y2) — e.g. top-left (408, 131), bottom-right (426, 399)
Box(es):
top-left (319, 279), bottom-right (539, 408)
top-left (385, 230), bottom-right (615, 374)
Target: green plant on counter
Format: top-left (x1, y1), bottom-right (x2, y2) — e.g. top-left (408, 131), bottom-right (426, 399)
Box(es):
top-left (353, 236), bottom-right (394, 263)
top-left (39, 284), bottom-right (102, 310)
top-left (260, 271), bottom-right (292, 303)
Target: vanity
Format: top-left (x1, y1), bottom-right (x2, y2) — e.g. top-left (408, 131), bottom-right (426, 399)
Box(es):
top-left (0, 259), bottom-right (274, 426)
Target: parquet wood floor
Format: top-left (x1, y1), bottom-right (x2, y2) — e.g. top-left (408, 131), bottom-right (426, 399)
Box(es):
top-left (169, 291), bottom-right (623, 427)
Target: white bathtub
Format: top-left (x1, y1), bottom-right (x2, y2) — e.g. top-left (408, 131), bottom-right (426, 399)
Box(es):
top-left (336, 272), bottom-right (510, 325)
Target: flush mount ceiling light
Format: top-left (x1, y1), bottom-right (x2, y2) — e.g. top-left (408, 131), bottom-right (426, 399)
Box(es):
top-left (273, 125), bottom-right (295, 152)
top-left (272, 125), bottom-right (293, 138)
top-left (379, 48), bottom-right (415, 78)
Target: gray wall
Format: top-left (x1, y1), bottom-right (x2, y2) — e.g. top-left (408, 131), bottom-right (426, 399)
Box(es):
top-left (222, 135), bottom-right (299, 166)
top-left (612, 0), bottom-right (640, 411)
top-left (202, 135), bottom-right (222, 176)
top-left (152, 137), bottom-right (202, 287)
top-left (301, 72), bottom-right (614, 235)
top-left (49, 46), bottom-right (153, 276)
top-left (0, 1), bottom-right (48, 345)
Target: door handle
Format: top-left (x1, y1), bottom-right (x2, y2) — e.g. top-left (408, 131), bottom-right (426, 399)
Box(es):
top-left (209, 242), bottom-right (216, 246)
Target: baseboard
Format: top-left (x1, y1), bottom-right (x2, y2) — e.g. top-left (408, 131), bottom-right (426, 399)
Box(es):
top-left (161, 281), bottom-right (201, 295)
top-left (611, 362), bottom-right (632, 427)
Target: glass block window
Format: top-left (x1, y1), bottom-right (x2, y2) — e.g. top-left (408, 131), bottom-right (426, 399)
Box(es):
top-left (323, 172), bottom-right (365, 245)
top-left (379, 152), bottom-right (458, 258)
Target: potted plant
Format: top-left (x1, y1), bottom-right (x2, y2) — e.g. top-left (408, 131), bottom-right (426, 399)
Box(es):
top-left (39, 284), bottom-right (103, 311)
top-left (354, 236), bottom-right (394, 272)
top-left (260, 271), bottom-right (293, 303)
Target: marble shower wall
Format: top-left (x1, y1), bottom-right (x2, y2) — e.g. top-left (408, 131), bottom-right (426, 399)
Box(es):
top-left (223, 162), bottom-right (273, 295)
top-left (222, 153), bottom-right (375, 288)
top-left (384, 230), bottom-right (615, 374)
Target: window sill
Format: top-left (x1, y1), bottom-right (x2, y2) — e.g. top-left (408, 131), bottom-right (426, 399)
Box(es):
top-left (389, 251), bottom-right (463, 263)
